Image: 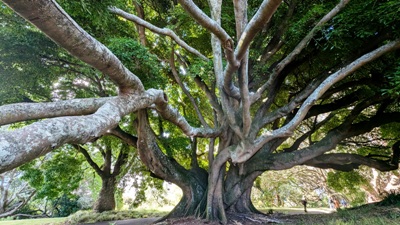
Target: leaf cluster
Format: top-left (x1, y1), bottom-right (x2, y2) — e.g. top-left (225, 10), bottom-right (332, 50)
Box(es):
top-left (20, 148), bottom-right (84, 200)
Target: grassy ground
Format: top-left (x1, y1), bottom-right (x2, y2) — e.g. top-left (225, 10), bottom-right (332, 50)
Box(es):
top-left (276, 204), bottom-right (400, 225)
top-left (0, 217), bottom-right (66, 225)
top-left (1, 200), bottom-right (399, 225)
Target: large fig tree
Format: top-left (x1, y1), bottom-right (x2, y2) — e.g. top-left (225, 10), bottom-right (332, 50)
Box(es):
top-left (1, 0), bottom-right (400, 223)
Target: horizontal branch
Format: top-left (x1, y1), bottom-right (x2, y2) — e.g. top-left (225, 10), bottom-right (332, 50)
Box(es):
top-left (0, 89), bottom-right (166, 173)
top-left (304, 152), bottom-right (399, 172)
top-left (108, 7), bottom-right (208, 61)
top-left (155, 103), bottom-right (221, 138)
top-left (0, 97), bottom-right (113, 126)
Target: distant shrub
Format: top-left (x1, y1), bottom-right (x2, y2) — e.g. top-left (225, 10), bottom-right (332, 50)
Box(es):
top-left (377, 192), bottom-right (400, 206)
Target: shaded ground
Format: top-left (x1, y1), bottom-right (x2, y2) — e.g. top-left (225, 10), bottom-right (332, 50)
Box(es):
top-left (82, 217), bottom-right (160, 225)
top-left (83, 208), bottom-right (333, 225)
top-left (82, 204), bottom-right (400, 225)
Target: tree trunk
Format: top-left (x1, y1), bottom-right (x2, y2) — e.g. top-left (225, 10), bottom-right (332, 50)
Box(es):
top-left (166, 171), bottom-right (207, 218)
top-left (93, 177), bottom-right (116, 212)
top-left (224, 168), bottom-right (263, 213)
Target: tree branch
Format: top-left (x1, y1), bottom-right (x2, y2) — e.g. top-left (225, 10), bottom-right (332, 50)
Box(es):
top-left (169, 47), bottom-right (209, 127)
top-left (252, 0), bottom-right (351, 103)
top-left (0, 90), bottom-right (167, 173)
top-left (0, 97), bottom-right (113, 126)
top-left (304, 151), bottom-right (399, 172)
top-left (178, 0), bottom-right (232, 48)
top-left (108, 7), bottom-right (208, 61)
top-left (72, 144), bottom-right (104, 177)
top-left (231, 39), bottom-right (400, 163)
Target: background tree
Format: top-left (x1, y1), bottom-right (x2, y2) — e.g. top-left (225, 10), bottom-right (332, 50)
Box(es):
top-left (73, 136), bottom-right (134, 212)
top-left (1, 0), bottom-right (400, 224)
top-left (0, 169), bottom-right (36, 218)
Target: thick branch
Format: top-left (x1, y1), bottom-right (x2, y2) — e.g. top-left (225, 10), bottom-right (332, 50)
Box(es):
top-left (3, 0), bottom-right (144, 94)
top-left (264, 112), bottom-right (400, 171)
top-left (0, 97), bottom-right (112, 126)
top-left (304, 152), bottom-right (399, 172)
top-left (0, 90), bottom-right (166, 173)
top-left (177, 0), bottom-right (231, 46)
top-left (155, 102), bottom-right (221, 137)
top-left (109, 7), bottom-right (207, 61)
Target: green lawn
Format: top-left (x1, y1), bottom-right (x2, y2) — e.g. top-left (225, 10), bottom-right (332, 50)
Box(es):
top-left (0, 217), bottom-right (65, 225)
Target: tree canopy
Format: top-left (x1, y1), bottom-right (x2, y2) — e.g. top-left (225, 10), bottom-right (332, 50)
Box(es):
top-left (1, 0), bottom-right (400, 223)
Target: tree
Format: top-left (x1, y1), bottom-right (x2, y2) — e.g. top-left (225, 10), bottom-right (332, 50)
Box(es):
top-left (0, 169), bottom-right (36, 218)
top-left (73, 136), bottom-right (134, 212)
top-left (1, 0), bottom-right (400, 224)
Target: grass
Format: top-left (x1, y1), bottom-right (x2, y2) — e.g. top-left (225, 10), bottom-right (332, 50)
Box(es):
top-left (0, 217), bottom-right (66, 225)
top-left (277, 203), bottom-right (400, 225)
top-left (0, 209), bottom-right (168, 225)
top-left (62, 208), bottom-right (167, 224)
top-left (1, 195), bottom-right (399, 225)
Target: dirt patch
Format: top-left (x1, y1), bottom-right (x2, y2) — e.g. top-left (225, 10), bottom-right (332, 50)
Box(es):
top-left (154, 212), bottom-right (295, 225)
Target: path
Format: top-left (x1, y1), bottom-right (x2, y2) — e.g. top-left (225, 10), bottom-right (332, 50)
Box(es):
top-left (82, 217), bottom-right (160, 225)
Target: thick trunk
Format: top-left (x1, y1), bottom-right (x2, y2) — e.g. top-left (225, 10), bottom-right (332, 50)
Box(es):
top-left (93, 177), bottom-right (116, 212)
top-left (166, 172), bottom-right (207, 218)
top-left (224, 167), bottom-right (263, 213)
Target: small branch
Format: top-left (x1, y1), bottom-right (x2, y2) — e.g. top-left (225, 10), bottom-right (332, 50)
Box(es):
top-left (169, 47), bottom-right (209, 127)
top-left (235, 0), bottom-right (282, 61)
top-left (109, 7), bottom-right (207, 61)
top-left (73, 144), bottom-right (104, 177)
top-left (155, 103), bottom-right (221, 138)
top-left (260, 0), bottom-right (297, 64)
top-left (108, 126), bottom-right (138, 147)
top-left (112, 144), bottom-right (129, 176)
top-left (193, 76), bottom-right (223, 116)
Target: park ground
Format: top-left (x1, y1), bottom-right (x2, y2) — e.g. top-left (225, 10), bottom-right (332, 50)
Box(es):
top-left (0, 203), bottom-right (399, 225)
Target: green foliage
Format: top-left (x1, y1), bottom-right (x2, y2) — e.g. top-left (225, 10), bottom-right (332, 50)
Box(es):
top-left (382, 62), bottom-right (400, 96)
top-left (327, 171), bottom-right (367, 205)
top-left (327, 171), bottom-right (367, 192)
top-left (57, 0), bottom-right (136, 40)
top-left (20, 148), bottom-right (84, 200)
top-left (107, 37), bottom-right (165, 89)
top-left (0, 6), bottom-right (59, 103)
top-left (377, 192), bottom-right (400, 207)
top-left (52, 194), bottom-right (81, 217)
